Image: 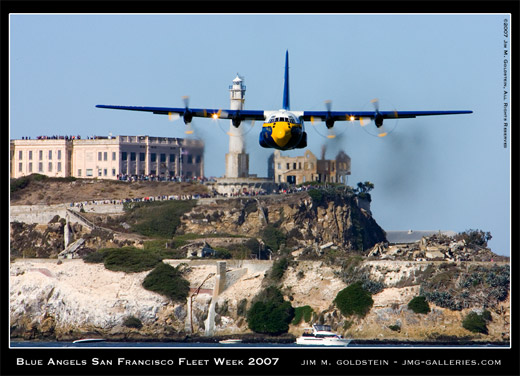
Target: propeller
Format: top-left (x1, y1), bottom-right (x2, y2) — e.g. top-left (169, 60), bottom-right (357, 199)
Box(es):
top-left (167, 96), bottom-right (197, 135)
top-left (213, 111), bottom-right (256, 138)
top-left (310, 100), bottom-right (350, 140)
top-left (359, 98), bottom-right (398, 138)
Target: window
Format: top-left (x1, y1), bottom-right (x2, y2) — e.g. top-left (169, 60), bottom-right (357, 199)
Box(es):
top-left (112, 169), bottom-right (116, 176)
top-left (293, 163), bottom-right (297, 169)
top-left (49, 150), bottom-right (52, 160)
top-left (98, 152), bottom-right (102, 161)
top-left (151, 153), bottom-right (156, 162)
top-left (104, 152), bottom-right (108, 161)
top-left (58, 150), bottom-right (62, 160)
top-left (39, 163), bottom-right (43, 172)
top-left (98, 169), bottom-right (102, 177)
top-left (187, 155), bottom-right (193, 164)
top-left (29, 151), bottom-right (32, 160)
top-left (169, 154), bottom-right (175, 163)
top-left (78, 169), bottom-right (82, 177)
top-left (19, 151), bottom-right (23, 160)
top-left (86, 169), bottom-right (93, 177)
top-left (195, 155), bottom-right (201, 163)
top-left (286, 163), bottom-right (290, 169)
top-left (19, 163), bottom-right (22, 172)
top-left (277, 163), bottom-right (281, 169)
top-left (112, 152), bottom-right (116, 161)
top-left (130, 152), bottom-right (136, 161)
top-left (28, 163), bottom-right (32, 172)
top-left (57, 162), bottom-right (62, 172)
top-left (160, 153), bottom-right (166, 163)
top-left (140, 153), bottom-right (145, 162)
top-left (39, 150), bottom-right (43, 160)
top-left (48, 162), bottom-right (52, 172)
top-left (104, 169), bottom-right (107, 176)
top-left (122, 152), bottom-right (127, 160)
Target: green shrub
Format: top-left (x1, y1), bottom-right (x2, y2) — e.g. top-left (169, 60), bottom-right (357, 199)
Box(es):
top-left (103, 247), bottom-right (162, 273)
top-left (462, 311), bottom-right (489, 334)
top-left (270, 257), bottom-right (289, 281)
top-left (123, 315), bottom-right (143, 329)
top-left (292, 306), bottom-right (314, 325)
top-left (247, 286), bottom-right (294, 335)
top-left (334, 281), bottom-right (373, 318)
top-left (125, 200), bottom-right (197, 238)
top-left (142, 263), bottom-right (190, 302)
top-left (261, 225), bottom-right (286, 251)
top-left (388, 324), bottom-right (401, 332)
top-left (83, 249), bottom-right (111, 263)
top-left (408, 296), bottom-right (431, 314)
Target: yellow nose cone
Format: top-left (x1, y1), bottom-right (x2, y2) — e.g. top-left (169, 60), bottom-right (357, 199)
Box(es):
top-left (271, 123), bottom-right (292, 147)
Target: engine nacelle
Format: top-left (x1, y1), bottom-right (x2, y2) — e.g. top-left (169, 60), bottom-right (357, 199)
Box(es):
top-left (375, 114), bottom-right (384, 128)
top-left (232, 116), bottom-right (242, 128)
top-left (183, 111), bottom-right (193, 124)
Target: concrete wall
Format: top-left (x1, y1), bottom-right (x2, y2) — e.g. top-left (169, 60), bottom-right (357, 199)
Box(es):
top-left (10, 204), bottom-right (69, 224)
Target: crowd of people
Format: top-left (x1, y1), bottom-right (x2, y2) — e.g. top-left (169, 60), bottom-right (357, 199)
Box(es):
top-left (116, 174), bottom-right (209, 183)
top-left (69, 181), bottom-right (341, 209)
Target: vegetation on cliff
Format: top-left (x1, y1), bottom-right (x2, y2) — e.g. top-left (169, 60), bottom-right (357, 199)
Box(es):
top-left (122, 200), bottom-right (197, 238)
top-left (292, 305), bottom-right (314, 325)
top-left (247, 286), bottom-right (295, 335)
top-left (83, 247), bottom-right (162, 272)
top-left (462, 310), bottom-right (492, 334)
top-left (419, 263), bottom-right (509, 311)
top-left (407, 296), bottom-right (431, 314)
top-left (334, 281), bottom-right (374, 318)
top-left (142, 263), bottom-right (190, 302)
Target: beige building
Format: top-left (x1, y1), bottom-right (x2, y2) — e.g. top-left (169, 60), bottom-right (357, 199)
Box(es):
top-left (271, 149), bottom-right (351, 185)
top-left (10, 135), bottom-right (204, 180)
top-left (10, 138), bottom-right (73, 179)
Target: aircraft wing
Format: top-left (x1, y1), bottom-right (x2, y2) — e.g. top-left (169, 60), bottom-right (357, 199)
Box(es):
top-left (96, 105), bottom-right (266, 121)
top-left (301, 110), bottom-right (473, 122)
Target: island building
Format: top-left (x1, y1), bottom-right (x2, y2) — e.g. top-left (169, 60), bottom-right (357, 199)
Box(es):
top-left (10, 135), bottom-right (204, 180)
top-left (269, 149), bottom-right (351, 185)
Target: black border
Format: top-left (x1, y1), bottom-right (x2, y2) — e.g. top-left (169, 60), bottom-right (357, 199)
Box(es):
top-left (3, 1), bottom-right (518, 375)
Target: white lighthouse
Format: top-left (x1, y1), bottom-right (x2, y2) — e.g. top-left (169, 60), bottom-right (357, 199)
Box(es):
top-left (225, 74), bottom-right (249, 178)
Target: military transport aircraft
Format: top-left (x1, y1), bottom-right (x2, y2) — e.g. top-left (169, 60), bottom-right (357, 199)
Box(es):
top-left (96, 51), bottom-right (472, 151)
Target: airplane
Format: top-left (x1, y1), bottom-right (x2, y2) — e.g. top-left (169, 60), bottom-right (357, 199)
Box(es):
top-left (96, 51), bottom-right (472, 151)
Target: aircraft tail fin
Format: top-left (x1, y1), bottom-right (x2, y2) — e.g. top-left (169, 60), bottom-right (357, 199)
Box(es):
top-left (283, 50), bottom-right (290, 110)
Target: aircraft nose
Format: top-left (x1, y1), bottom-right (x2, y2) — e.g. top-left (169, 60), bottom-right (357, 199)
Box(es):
top-left (276, 129), bottom-right (286, 139)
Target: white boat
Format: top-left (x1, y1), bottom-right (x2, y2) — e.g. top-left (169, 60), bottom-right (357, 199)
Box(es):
top-left (295, 324), bottom-right (350, 347)
top-left (219, 339), bottom-right (243, 344)
top-left (72, 338), bottom-right (106, 344)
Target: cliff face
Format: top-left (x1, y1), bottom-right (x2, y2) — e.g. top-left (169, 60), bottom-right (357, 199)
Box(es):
top-left (10, 259), bottom-right (510, 343)
top-left (178, 192), bottom-right (386, 252)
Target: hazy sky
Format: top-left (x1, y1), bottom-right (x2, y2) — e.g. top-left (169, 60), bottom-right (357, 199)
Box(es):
top-left (9, 14), bottom-right (511, 255)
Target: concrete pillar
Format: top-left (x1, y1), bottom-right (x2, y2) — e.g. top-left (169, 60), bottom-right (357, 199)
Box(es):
top-left (64, 213), bottom-right (71, 249)
top-left (216, 261), bottom-right (227, 294)
top-left (204, 261), bottom-right (227, 336)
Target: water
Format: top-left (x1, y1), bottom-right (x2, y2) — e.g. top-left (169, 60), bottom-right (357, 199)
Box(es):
top-left (10, 340), bottom-right (508, 348)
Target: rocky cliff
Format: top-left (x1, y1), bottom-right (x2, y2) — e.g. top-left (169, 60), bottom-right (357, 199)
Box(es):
top-left (10, 258), bottom-right (509, 343)
top-left (178, 191), bottom-right (386, 253)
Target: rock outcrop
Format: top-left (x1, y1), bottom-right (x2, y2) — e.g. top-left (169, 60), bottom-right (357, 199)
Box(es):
top-left (10, 258), bottom-right (509, 343)
top-left (178, 191), bottom-right (386, 253)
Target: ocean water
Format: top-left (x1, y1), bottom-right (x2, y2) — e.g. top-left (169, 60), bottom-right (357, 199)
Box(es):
top-left (10, 340), bottom-right (508, 348)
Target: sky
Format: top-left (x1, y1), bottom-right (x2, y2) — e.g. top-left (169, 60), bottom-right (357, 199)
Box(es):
top-left (9, 14), bottom-right (511, 256)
